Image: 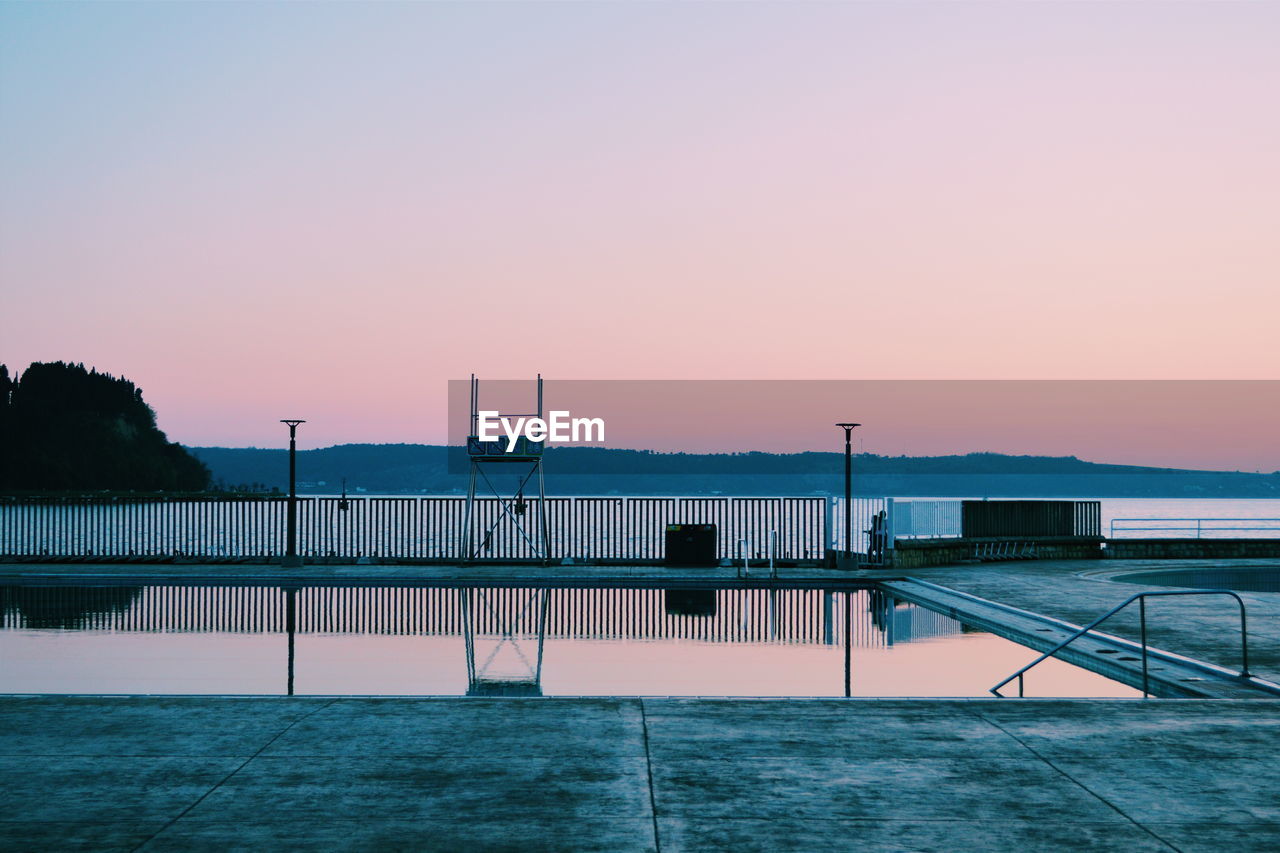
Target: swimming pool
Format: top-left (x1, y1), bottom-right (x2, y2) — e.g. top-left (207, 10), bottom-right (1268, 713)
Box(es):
top-left (1107, 566), bottom-right (1280, 594)
top-left (1, 583), bottom-right (1140, 698)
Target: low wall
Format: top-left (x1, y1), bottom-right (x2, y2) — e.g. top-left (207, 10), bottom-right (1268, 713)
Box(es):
top-left (1103, 539), bottom-right (1280, 560)
top-left (888, 537), bottom-right (1103, 569)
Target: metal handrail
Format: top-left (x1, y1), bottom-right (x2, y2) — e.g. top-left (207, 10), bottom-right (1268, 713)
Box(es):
top-left (990, 589), bottom-right (1251, 698)
top-left (738, 531), bottom-right (780, 579)
top-left (1109, 517), bottom-right (1280, 539)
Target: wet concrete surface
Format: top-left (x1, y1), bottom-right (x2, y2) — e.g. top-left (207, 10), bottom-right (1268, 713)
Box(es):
top-left (1, 696), bottom-right (1278, 851)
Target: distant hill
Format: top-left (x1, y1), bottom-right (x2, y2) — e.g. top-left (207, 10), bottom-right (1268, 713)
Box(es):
top-left (190, 443), bottom-right (1280, 498)
top-left (0, 362), bottom-right (210, 492)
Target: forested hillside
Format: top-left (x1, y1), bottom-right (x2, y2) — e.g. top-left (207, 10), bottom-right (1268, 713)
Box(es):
top-left (0, 362), bottom-right (210, 491)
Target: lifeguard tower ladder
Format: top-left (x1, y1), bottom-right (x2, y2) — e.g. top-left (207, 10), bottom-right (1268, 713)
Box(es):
top-left (461, 374), bottom-right (551, 564)
top-left (460, 587), bottom-right (550, 696)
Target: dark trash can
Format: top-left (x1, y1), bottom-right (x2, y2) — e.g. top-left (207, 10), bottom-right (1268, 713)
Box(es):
top-left (665, 523), bottom-right (717, 567)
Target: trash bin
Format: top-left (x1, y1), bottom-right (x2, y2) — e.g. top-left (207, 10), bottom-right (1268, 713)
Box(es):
top-left (665, 523), bottom-right (717, 567)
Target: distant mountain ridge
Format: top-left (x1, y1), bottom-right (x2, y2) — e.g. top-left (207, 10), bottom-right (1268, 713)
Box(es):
top-left (189, 444), bottom-right (1280, 498)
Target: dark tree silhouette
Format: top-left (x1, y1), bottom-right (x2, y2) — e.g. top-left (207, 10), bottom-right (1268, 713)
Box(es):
top-left (0, 361), bottom-right (210, 491)
top-left (0, 585), bottom-right (143, 629)
top-left (0, 365), bottom-right (10, 486)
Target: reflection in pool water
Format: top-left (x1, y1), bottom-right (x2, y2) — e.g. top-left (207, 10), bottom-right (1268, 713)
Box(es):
top-left (0, 584), bottom-right (1139, 698)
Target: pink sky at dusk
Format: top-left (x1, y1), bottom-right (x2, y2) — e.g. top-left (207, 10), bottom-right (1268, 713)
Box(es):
top-left (2, 2), bottom-right (1277, 466)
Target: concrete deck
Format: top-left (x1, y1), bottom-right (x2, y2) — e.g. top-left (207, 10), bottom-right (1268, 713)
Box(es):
top-left (1, 696), bottom-right (1277, 852)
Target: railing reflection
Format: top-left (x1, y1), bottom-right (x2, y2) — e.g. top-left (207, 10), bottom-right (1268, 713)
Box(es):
top-left (0, 585), bottom-right (144, 629)
top-left (1, 585), bottom-right (963, 647)
top-left (4, 584), bottom-right (975, 696)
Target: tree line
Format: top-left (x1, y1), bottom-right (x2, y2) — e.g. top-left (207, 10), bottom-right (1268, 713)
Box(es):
top-left (0, 361), bottom-right (210, 492)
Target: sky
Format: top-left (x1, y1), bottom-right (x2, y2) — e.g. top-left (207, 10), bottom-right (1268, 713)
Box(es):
top-left (2, 2), bottom-right (1277, 465)
top-left (447, 380), bottom-right (1280, 472)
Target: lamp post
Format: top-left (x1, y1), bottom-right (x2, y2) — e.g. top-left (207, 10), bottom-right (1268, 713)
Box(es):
top-left (281, 420), bottom-right (306, 567)
top-left (835, 423), bottom-right (861, 562)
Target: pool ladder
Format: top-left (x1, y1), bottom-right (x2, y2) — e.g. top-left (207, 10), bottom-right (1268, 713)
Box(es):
top-left (990, 589), bottom-right (1251, 698)
top-left (738, 530), bottom-right (779, 579)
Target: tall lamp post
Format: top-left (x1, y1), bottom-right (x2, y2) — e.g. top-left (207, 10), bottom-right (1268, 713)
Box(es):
top-left (281, 420), bottom-right (306, 567)
top-left (835, 423), bottom-right (861, 563)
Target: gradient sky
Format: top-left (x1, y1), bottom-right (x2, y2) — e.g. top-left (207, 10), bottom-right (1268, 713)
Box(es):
top-left (2, 2), bottom-right (1277, 461)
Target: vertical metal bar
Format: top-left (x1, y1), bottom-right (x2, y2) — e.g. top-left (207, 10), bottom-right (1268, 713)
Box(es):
top-left (538, 461), bottom-right (550, 563)
top-left (535, 588), bottom-right (550, 683)
top-left (843, 441), bottom-right (852, 553)
top-left (824, 496), bottom-right (834, 558)
top-left (1238, 596), bottom-right (1250, 677)
top-left (286, 587), bottom-right (296, 696)
top-left (283, 421), bottom-right (301, 564)
top-left (462, 468), bottom-right (477, 561)
top-left (470, 374), bottom-right (477, 437)
top-left (1140, 596), bottom-right (1149, 698)
top-left (843, 591), bottom-right (852, 698)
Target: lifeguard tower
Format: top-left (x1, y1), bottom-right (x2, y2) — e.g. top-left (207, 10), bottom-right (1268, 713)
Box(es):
top-left (460, 374), bottom-right (551, 564)
top-left (460, 586), bottom-right (550, 696)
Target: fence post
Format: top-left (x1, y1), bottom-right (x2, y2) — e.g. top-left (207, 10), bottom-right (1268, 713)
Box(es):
top-left (884, 498), bottom-right (896, 555)
top-left (825, 495), bottom-right (835, 557)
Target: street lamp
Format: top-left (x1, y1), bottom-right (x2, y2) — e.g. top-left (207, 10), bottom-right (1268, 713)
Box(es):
top-left (281, 419), bottom-right (306, 567)
top-left (835, 423), bottom-right (861, 562)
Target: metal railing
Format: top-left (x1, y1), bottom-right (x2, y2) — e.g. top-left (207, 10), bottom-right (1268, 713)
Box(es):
top-left (0, 495), bottom-right (831, 562)
top-left (887, 499), bottom-right (962, 540)
top-left (991, 589), bottom-right (1251, 698)
top-left (1109, 517), bottom-right (1280, 539)
top-left (737, 529), bottom-right (780, 578)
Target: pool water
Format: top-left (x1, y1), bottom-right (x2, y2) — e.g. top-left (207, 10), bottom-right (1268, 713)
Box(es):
top-left (1109, 566), bottom-right (1280, 594)
top-left (0, 584), bottom-right (1140, 698)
